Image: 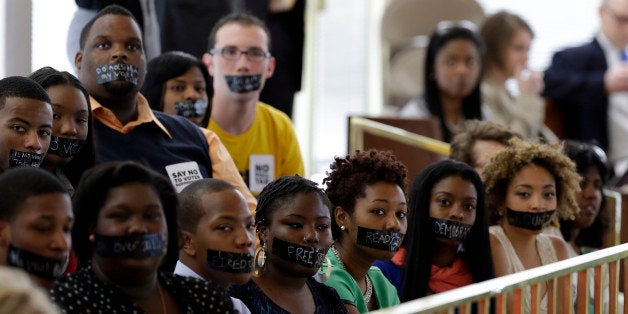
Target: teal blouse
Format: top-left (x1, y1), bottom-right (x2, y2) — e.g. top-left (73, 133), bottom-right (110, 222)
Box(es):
top-left (324, 250), bottom-right (400, 313)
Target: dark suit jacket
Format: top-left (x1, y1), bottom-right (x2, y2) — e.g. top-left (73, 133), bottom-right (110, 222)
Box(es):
top-left (543, 38), bottom-right (609, 150)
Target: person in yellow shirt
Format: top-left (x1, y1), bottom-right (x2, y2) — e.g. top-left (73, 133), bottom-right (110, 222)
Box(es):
top-left (203, 12), bottom-right (304, 195)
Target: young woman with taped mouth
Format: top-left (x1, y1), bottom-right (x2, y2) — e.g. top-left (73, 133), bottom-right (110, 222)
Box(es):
top-left (483, 139), bottom-right (580, 313)
top-left (29, 66), bottom-right (96, 196)
top-left (229, 175), bottom-right (347, 314)
top-left (175, 178), bottom-right (255, 313)
top-left (323, 149), bottom-right (408, 313)
top-left (50, 162), bottom-right (234, 313)
top-left (374, 159), bottom-right (494, 300)
top-left (141, 50), bottom-right (257, 213)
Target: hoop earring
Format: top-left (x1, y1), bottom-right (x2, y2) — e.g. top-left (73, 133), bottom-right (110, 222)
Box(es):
top-left (253, 243), bottom-right (267, 277)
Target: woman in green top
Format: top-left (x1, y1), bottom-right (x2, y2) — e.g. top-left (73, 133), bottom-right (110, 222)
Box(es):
top-left (323, 149), bottom-right (408, 313)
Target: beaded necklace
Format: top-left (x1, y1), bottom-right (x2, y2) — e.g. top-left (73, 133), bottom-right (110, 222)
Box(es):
top-left (330, 245), bottom-right (372, 304)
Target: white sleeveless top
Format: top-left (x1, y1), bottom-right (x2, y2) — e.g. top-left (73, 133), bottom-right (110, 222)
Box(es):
top-left (489, 225), bottom-right (558, 313)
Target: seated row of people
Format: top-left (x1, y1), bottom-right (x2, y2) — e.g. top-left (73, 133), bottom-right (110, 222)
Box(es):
top-left (0, 130), bottom-right (613, 313)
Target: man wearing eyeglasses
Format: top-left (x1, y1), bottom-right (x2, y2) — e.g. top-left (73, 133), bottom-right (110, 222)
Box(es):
top-left (544, 0), bottom-right (628, 178)
top-left (202, 13), bottom-right (304, 195)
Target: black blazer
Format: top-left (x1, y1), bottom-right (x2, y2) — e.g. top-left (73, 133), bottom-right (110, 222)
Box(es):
top-left (543, 38), bottom-right (609, 150)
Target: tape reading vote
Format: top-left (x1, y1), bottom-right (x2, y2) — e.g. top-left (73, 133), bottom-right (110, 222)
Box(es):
top-left (225, 74), bottom-right (262, 93)
top-left (174, 99), bottom-right (207, 118)
top-left (271, 237), bottom-right (327, 268)
top-left (506, 208), bottom-right (555, 231)
top-left (9, 150), bottom-right (43, 168)
top-left (7, 244), bottom-right (68, 279)
top-left (356, 226), bottom-right (404, 252)
top-left (47, 136), bottom-right (85, 158)
top-left (431, 218), bottom-right (472, 242)
top-left (95, 63), bottom-right (139, 85)
top-left (94, 233), bottom-right (167, 258)
top-left (206, 249), bottom-right (253, 273)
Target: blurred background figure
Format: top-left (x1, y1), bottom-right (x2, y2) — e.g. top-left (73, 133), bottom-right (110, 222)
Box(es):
top-left (449, 119), bottom-right (520, 176)
top-left (544, 0), bottom-right (628, 179)
top-left (480, 10), bottom-right (556, 142)
top-left (398, 21), bottom-right (485, 142)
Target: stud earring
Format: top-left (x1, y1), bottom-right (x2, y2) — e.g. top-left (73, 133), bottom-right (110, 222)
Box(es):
top-left (340, 225), bottom-right (346, 231)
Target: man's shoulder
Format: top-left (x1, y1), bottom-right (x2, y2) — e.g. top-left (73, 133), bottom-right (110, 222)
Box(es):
top-left (154, 110), bottom-right (195, 127)
top-left (257, 102), bottom-right (291, 120)
top-left (554, 38), bottom-right (602, 57)
top-left (154, 111), bottom-right (205, 134)
top-left (256, 102), bottom-right (294, 127)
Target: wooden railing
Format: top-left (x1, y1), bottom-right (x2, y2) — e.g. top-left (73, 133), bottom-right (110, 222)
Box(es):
top-left (348, 116), bottom-right (450, 155)
top-left (371, 243), bottom-right (628, 314)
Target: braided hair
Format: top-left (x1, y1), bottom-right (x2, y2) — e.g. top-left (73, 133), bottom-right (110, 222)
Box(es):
top-left (255, 175), bottom-right (332, 244)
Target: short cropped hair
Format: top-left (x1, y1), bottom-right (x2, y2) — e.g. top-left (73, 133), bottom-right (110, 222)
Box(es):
top-left (0, 76), bottom-right (50, 110)
top-left (207, 12), bottom-right (272, 52)
top-left (450, 119), bottom-right (521, 167)
top-left (72, 162), bottom-right (178, 268)
top-left (482, 139), bottom-right (581, 224)
top-left (256, 175), bottom-right (332, 244)
top-left (323, 149), bottom-right (408, 239)
top-left (79, 4), bottom-right (139, 50)
top-left (0, 167), bottom-right (67, 222)
top-left (178, 178), bottom-right (236, 233)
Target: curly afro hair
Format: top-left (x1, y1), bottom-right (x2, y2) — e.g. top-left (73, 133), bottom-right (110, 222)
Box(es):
top-left (482, 138), bottom-right (581, 225)
top-left (323, 149), bottom-right (408, 239)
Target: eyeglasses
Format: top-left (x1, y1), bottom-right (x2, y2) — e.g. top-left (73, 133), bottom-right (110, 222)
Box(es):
top-left (209, 47), bottom-right (271, 62)
top-left (435, 20), bottom-right (478, 35)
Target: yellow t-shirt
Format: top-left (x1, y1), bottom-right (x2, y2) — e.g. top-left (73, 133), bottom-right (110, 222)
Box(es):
top-left (208, 102), bottom-right (304, 194)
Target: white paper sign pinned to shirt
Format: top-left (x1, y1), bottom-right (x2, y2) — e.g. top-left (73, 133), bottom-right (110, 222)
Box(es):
top-left (165, 161), bottom-right (203, 192)
top-left (249, 154), bottom-right (274, 193)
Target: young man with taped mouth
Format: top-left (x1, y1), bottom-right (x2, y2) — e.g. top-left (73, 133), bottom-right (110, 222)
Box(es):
top-left (0, 167), bottom-right (73, 289)
top-left (203, 12), bottom-right (304, 196)
top-left (175, 178), bottom-right (254, 313)
top-left (0, 76), bottom-right (53, 174)
top-left (73, 5), bottom-right (221, 196)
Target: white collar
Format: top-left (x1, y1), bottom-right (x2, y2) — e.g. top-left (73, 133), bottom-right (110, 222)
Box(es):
top-left (173, 260), bottom-right (204, 280)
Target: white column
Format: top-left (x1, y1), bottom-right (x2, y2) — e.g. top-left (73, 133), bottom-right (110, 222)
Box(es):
top-left (3, 0), bottom-right (31, 76)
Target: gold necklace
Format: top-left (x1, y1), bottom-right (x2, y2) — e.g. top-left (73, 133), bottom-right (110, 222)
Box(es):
top-left (330, 245), bottom-right (373, 303)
